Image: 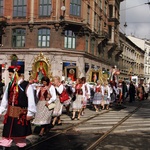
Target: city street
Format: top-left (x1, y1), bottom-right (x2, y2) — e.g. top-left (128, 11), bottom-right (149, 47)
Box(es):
top-left (0, 0), bottom-right (150, 150)
top-left (0, 99), bottom-right (150, 150)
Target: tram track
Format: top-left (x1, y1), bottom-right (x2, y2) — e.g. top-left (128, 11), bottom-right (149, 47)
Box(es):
top-left (25, 103), bottom-right (143, 150)
top-left (86, 103), bottom-right (143, 150)
top-left (25, 109), bottom-right (110, 150)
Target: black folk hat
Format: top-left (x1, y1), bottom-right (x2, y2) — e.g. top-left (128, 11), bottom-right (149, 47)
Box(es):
top-left (7, 66), bottom-right (22, 73)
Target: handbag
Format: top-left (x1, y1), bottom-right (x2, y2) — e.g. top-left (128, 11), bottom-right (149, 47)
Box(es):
top-left (59, 89), bottom-right (70, 103)
top-left (47, 103), bottom-right (56, 110)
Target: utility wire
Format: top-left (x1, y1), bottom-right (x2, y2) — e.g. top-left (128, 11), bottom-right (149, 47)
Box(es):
top-left (120, 22), bottom-right (150, 23)
top-left (120, 3), bottom-right (145, 11)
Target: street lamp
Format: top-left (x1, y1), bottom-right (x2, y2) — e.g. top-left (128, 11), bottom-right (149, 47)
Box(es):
top-left (145, 2), bottom-right (150, 5)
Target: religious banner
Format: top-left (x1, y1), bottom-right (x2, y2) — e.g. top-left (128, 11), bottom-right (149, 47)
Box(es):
top-left (31, 53), bottom-right (52, 82)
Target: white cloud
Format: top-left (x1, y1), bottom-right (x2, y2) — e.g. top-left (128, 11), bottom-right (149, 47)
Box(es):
top-left (120, 0), bottom-right (150, 39)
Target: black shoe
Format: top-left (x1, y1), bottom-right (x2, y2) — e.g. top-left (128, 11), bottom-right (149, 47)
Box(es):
top-left (57, 122), bottom-right (62, 126)
top-left (49, 124), bottom-right (54, 128)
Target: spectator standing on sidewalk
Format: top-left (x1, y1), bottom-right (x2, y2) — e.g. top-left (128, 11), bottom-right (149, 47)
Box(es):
top-left (0, 66), bottom-right (36, 148)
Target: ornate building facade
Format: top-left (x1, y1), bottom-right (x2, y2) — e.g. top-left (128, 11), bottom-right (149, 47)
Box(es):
top-left (0, 0), bottom-right (124, 84)
top-left (144, 40), bottom-right (150, 83)
top-left (127, 36), bottom-right (150, 83)
top-left (119, 33), bottom-right (145, 82)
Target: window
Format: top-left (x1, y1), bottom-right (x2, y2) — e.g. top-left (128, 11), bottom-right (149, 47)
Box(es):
top-left (109, 5), bottom-right (113, 18)
top-left (38, 28), bottom-right (50, 47)
top-left (64, 30), bottom-right (75, 49)
top-left (39, 0), bottom-right (51, 17)
top-left (85, 35), bottom-right (89, 52)
top-left (98, 0), bottom-right (102, 9)
top-left (13, 0), bottom-right (26, 17)
top-left (0, 0), bottom-right (3, 16)
top-left (12, 28), bottom-right (26, 47)
top-left (98, 18), bottom-right (101, 34)
top-left (108, 25), bottom-right (112, 39)
top-left (70, 0), bottom-right (81, 16)
top-left (87, 5), bottom-right (90, 24)
top-left (104, 1), bottom-right (107, 15)
top-left (91, 38), bottom-right (95, 54)
top-left (94, 12), bottom-right (97, 29)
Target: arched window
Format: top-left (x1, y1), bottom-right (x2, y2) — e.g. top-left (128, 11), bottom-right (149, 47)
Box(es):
top-left (38, 28), bottom-right (50, 47)
top-left (64, 30), bottom-right (75, 49)
top-left (12, 28), bottom-right (26, 47)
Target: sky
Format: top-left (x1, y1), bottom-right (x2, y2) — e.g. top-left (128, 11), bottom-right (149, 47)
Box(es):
top-left (120, 0), bottom-right (150, 39)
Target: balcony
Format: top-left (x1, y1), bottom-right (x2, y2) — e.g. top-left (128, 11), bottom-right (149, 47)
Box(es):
top-left (98, 31), bottom-right (109, 39)
top-left (115, 50), bottom-right (123, 61)
top-left (108, 17), bottom-right (120, 25)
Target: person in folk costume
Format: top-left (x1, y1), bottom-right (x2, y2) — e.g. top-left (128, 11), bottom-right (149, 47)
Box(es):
top-left (80, 77), bottom-right (90, 116)
top-left (117, 82), bottom-right (123, 104)
top-left (0, 66), bottom-right (36, 148)
top-left (102, 82), bottom-right (112, 110)
top-left (32, 76), bottom-right (56, 136)
top-left (107, 83), bottom-right (113, 107)
top-left (51, 76), bottom-right (70, 126)
top-left (109, 66), bottom-right (119, 85)
top-left (71, 78), bottom-right (85, 120)
top-left (61, 80), bottom-right (73, 115)
top-left (110, 80), bottom-right (119, 103)
top-left (92, 80), bottom-right (103, 112)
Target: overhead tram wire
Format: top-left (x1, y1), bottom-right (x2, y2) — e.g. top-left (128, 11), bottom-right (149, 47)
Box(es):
top-left (120, 3), bottom-right (146, 11)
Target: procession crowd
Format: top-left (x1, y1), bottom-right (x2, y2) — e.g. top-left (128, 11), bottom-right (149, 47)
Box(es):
top-left (0, 65), bottom-right (149, 149)
top-left (29, 75), bottom-right (149, 136)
